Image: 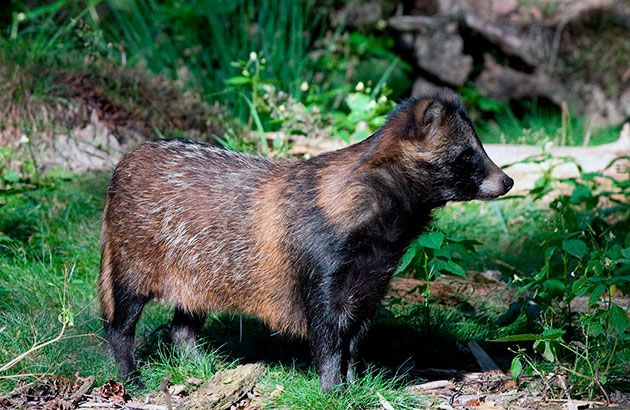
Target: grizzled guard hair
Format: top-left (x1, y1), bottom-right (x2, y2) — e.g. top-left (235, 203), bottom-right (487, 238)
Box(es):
top-left (99, 89), bottom-right (513, 393)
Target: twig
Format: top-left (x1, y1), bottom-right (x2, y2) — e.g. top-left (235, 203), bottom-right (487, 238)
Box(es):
top-left (70, 375), bottom-right (96, 408)
top-left (0, 372), bottom-right (49, 379)
top-left (557, 375), bottom-right (577, 410)
top-left (0, 320), bottom-right (67, 372)
top-left (79, 403), bottom-right (168, 409)
top-left (160, 376), bottom-right (173, 410)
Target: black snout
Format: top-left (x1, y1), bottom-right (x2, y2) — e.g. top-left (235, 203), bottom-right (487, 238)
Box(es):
top-left (503, 175), bottom-right (514, 193)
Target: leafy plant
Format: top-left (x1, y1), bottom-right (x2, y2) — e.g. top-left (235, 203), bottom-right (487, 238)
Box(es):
top-left (395, 231), bottom-right (479, 314)
top-left (497, 153), bottom-right (630, 399)
top-left (331, 87), bottom-right (394, 143)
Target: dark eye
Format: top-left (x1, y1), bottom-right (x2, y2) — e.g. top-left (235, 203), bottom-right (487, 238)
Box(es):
top-left (460, 148), bottom-right (474, 162)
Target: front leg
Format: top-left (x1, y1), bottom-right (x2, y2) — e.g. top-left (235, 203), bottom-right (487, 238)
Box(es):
top-left (308, 319), bottom-right (344, 394)
top-left (305, 261), bottom-right (391, 393)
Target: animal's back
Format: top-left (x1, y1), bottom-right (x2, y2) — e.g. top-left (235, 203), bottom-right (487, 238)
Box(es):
top-left (99, 139), bottom-right (306, 334)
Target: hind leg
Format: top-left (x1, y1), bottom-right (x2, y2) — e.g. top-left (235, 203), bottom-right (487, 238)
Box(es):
top-left (171, 308), bottom-right (206, 353)
top-left (106, 283), bottom-right (148, 387)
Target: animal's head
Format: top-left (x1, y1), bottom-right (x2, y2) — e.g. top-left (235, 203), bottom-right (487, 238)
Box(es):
top-left (367, 89), bottom-right (513, 203)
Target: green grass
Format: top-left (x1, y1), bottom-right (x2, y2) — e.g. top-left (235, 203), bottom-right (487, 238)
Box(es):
top-left (0, 174), bottom-right (112, 390)
top-left (475, 103), bottom-right (622, 147)
top-left (262, 365), bottom-right (421, 410)
top-left (140, 341), bottom-right (227, 388)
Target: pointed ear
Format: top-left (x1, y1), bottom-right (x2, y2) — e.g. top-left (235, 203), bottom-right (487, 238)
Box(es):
top-left (411, 100), bottom-right (444, 140)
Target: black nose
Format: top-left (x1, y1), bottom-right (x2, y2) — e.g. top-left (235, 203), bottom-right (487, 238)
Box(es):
top-left (503, 175), bottom-right (514, 192)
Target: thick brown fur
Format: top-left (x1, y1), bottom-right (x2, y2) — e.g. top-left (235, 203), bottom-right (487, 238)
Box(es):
top-left (99, 89), bottom-right (513, 392)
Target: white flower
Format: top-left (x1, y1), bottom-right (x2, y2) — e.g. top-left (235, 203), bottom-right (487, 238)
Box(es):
top-left (355, 82), bottom-right (364, 91)
top-left (17, 12), bottom-right (26, 22)
top-left (300, 81), bottom-right (309, 92)
top-left (368, 100), bottom-right (377, 109)
top-left (18, 134), bottom-right (28, 144)
top-left (249, 51), bottom-right (257, 61)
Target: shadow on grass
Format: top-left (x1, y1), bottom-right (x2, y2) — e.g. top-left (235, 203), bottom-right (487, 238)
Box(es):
top-left (135, 303), bottom-right (512, 386)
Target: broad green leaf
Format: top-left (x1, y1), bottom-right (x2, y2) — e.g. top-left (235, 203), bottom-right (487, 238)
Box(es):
top-left (492, 333), bottom-right (542, 342)
top-left (430, 258), bottom-right (466, 277)
top-left (622, 248), bottom-right (630, 259)
top-left (434, 247), bottom-right (453, 259)
top-left (491, 329), bottom-right (563, 342)
top-left (395, 246), bottom-right (419, 275)
top-left (589, 283), bottom-right (607, 306)
top-left (541, 328), bottom-right (565, 339)
top-left (607, 244), bottom-right (622, 259)
top-left (416, 232), bottom-right (444, 250)
top-left (570, 183), bottom-right (591, 204)
top-left (562, 239), bottom-right (587, 259)
top-left (542, 341), bottom-right (556, 362)
top-left (589, 323), bottom-right (604, 337)
top-left (443, 259), bottom-right (466, 277)
top-left (609, 305), bottom-right (630, 333)
top-left (543, 279), bottom-right (565, 298)
top-left (510, 357), bottom-right (523, 380)
top-left (573, 276), bottom-right (589, 296)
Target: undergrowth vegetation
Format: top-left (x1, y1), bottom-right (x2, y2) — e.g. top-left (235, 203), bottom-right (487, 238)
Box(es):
top-left (1, 0), bottom-right (629, 407)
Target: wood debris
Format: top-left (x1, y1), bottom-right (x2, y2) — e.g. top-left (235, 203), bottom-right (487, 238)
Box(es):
top-left (176, 363), bottom-right (265, 410)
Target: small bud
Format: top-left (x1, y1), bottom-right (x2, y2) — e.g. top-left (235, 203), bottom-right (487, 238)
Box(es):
top-left (378, 95), bottom-right (387, 104)
top-left (17, 12), bottom-right (26, 22)
top-left (300, 81), bottom-right (309, 92)
top-left (249, 51), bottom-right (257, 61)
